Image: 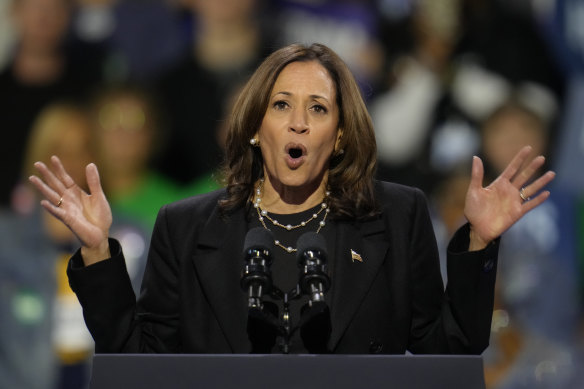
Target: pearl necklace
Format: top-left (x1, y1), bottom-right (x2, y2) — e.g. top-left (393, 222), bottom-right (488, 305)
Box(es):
top-left (253, 179), bottom-right (330, 253)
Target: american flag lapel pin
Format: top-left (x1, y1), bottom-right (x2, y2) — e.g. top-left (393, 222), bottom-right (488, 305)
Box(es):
top-left (351, 249), bottom-right (363, 263)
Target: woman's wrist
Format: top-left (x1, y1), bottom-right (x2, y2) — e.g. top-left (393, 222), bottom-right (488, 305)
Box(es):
top-left (468, 226), bottom-right (489, 252)
top-left (81, 239), bottom-right (111, 266)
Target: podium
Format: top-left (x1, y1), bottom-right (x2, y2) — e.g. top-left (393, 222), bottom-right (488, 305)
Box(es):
top-left (90, 354), bottom-right (485, 389)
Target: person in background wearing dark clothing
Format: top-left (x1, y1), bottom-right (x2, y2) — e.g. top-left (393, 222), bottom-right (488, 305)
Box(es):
top-left (0, 0), bottom-right (103, 209)
top-left (69, 0), bottom-right (185, 83)
top-left (153, 0), bottom-right (276, 185)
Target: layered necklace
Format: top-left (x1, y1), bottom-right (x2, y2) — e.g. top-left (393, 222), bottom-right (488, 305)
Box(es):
top-left (253, 178), bottom-right (330, 253)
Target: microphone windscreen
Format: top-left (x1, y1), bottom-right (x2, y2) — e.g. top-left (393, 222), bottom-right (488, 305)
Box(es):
top-left (296, 232), bottom-right (328, 260)
top-left (243, 227), bottom-right (275, 254)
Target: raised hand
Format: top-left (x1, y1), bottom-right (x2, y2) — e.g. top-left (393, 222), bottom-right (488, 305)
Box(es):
top-left (464, 146), bottom-right (556, 251)
top-left (29, 155), bottom-right (112, 265)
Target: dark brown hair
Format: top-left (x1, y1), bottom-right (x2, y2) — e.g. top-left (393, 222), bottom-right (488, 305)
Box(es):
top-left (219, 43), bottom-right (378, 219)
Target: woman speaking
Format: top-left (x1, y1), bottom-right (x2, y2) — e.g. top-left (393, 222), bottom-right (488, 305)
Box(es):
top-left (29, 43), bottom-right (555, 355)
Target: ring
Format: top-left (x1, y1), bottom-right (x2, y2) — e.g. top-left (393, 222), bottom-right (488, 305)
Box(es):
top-left (519, 188), bottom-right (529, 202)
top-left (56, 197), bottom-right (63, 207)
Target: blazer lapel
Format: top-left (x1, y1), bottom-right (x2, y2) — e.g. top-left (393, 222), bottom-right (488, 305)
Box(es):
top-left (328, 217), bottom-right (389, 350)
top-left (191, 206), bottom-right (250, 352)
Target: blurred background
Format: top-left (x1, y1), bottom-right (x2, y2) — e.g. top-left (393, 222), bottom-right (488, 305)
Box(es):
top-left (0, 0), bottom-right (582, 388)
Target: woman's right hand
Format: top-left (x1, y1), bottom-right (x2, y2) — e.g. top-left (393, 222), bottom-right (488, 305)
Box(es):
top-left (29, 155), bottom-right (112, 266)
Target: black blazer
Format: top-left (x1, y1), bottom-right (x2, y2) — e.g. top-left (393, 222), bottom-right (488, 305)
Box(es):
top-left (68, 181), bottom-right (498, 354)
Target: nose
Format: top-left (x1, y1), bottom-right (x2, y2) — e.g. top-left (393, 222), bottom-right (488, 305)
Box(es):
top-left (289, 108), bottom-right (309, 134)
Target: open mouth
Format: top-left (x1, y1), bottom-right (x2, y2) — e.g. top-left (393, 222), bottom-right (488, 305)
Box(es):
top-left (288, 148), bottom-right (303, 159)
top-left (285, 143), bottom-right (306, 168)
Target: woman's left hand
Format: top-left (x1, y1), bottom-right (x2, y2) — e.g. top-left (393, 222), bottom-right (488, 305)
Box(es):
top-left (464, 146), bottom-right (556, 251)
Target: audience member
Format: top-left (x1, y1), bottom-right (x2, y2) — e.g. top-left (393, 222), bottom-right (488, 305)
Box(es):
top-left (0, 0), bottom-right (102, 209)
top-left (480, 98), bottom-right (579, 341)
top-left (370, 0), bottom-right (480, 192)
top-left (89, 84), bottom-right (219, 233)
top-left (541, 0), bottom-right (584, 318)
top-left (430, 97), bottom-right (581, 388)
top-left (483, 289), bottom-right (576, 389)
top-left (369, 0), bottom-right (563, 194)
top-left (267, 0), bottom-right (386, 97)
top-left (69, 0), bottom-right (185, 82)
top-left (153, 0), bottom-right (276, 184)
top-left (1, 101), bottom-right (150, 389)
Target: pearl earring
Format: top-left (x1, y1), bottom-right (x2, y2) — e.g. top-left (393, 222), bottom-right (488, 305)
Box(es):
top-left (250, 138), bottom-right (259, 146)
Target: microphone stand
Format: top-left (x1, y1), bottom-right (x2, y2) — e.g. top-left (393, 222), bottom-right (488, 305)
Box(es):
top-left (276, 285), bottom-right (302, 354)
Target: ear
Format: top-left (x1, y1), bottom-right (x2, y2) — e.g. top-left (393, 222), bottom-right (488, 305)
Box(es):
top-left (334, 128), bottom-right (344, 153)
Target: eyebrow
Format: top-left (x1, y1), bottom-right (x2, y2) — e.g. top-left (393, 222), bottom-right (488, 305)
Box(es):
top-left (273, 91), bottom-right (330, 102)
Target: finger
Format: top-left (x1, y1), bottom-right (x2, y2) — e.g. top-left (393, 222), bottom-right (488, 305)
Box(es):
top-left (521, 171), bottom-right (556, 199)
top-left (39, 198), bottom-right (68, 221)
top-left (50, 155), bottom-right (78, 190)
top-left (86, 163), bottom-right (104, 196)
top-left (468, 156), bottom-right (485, 191)
top-left (513, 155), bottom-right (546, 189)
top-left (33, 161), bottom-right (68, 195)
top-left (521, 190), bottom-right (551, 214)
top-left (499, 145), bottom-right (532, 183)
top-left (28, 175), bottom-right (62, 206)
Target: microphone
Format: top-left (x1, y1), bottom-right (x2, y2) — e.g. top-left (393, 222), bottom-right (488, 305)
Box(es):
top-left (296, 232), bottom-right (330, 303)
top-left (241, 227), bottom-right (275, 309)
top-left (296, 232), bottom-right (332, 353)
top-left (241, 227), bottom-right (279, 353)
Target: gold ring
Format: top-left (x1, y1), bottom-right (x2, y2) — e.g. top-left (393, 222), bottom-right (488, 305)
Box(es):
top-left (519, 188), bottom-right (529, 202)
top-left (57, 197), bottom-right (63, 207)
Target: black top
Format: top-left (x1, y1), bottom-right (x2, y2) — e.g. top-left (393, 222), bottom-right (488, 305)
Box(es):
top-left (247, 203), bottom-right (336, 353)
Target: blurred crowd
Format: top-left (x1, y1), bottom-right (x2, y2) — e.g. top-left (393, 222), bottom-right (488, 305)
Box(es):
top-left (0, 0), bottom-right (583, 388)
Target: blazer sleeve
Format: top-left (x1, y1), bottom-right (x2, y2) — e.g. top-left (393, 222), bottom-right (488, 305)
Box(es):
top-left (404, 188), bottom-right (499, 355)
top-left (443, 223), bottom-right (499, 353)
top-left (67, 204), bottom-right (181, 353)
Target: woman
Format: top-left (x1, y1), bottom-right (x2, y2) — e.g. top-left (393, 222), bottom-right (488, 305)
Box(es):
top-left (29, 43), bottom-right (554, 355)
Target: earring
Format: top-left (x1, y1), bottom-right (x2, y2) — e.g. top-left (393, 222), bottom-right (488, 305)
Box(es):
top-left (250, 138), bottom-right (259, 146)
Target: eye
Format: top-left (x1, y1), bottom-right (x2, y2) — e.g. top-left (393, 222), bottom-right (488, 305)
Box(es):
top-left (311, 104), bottom-right (328, 114)
top-left (273, 100), bottom-right (289, 110)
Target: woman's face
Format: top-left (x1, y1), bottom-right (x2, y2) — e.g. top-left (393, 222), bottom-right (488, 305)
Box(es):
top-left (256, 60), bottom-right (340, 194)
top-left (483, 109), bottom-right (546, 174)
top-left (95, 94), bottom-right (153, 174)
top-left (13, 0), bottom-right (70, 52)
